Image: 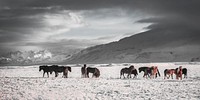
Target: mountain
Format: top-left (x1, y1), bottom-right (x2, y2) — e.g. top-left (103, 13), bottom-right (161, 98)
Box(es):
top-left (65, 29), bottom-right (200, 64)
top-left (0, 49), bottom-right (81, 66)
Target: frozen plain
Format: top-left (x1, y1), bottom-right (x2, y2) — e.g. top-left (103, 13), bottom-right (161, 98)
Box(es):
top-left (0, 62), bottom-right (200, 100)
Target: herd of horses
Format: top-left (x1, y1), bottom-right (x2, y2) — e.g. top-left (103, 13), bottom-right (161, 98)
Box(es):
top-left (39, 64), bottom-right (187, 80)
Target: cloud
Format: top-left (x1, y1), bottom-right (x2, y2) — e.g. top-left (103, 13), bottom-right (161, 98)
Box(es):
top-left (0, 0), bottom-right (200, 55)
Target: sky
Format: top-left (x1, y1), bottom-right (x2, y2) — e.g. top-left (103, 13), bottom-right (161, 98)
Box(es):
top-left (0, 0), bottom-right (200, 55)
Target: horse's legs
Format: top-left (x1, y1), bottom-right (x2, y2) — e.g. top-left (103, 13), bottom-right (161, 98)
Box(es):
top-left (171, 74), bottom-right (173, 79)
top-left (47, 72), bottom-right (49, 78)
top-left (66, 72), bottom-right (68, 78)
top-left (92, 73), bottom-right (94, 78)
top-left (123, 73), bottom-right (125, 79)
top-left (55, 72), bottom-right (58, 77)
top-left (43, 72), bottom-right (45, 77)
top-left (128, 73), bottom-right (131, 78)
top-left (155, 73), bottom-right (157, 78)
top-left (143, 73), bottom-right (145, 78)
top-left (180, 75), bottom-right (182, 80)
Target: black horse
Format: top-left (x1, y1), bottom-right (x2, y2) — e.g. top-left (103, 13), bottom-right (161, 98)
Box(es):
top-left (86, 67), bottom-right (100, 78)
top-left (39, 65), bottom-right (53, 77)
top-left (182, 68), bottom-right (187, 78)
top-left (138, 67), bottom-right (152, 78)
top-left (131, 69), bottom-right (138, 78)
top-left (120, 65), bottom-right (135, 79)
top-left (50, 65), bottom-right (71, 77)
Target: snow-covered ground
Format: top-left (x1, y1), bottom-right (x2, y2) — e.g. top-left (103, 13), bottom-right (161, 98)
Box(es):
top-left (0, 62), bottom-right (200, 100)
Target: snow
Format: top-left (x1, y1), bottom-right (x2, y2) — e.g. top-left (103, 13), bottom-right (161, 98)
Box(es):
top-left (0, 63), bottom-right (200, 99)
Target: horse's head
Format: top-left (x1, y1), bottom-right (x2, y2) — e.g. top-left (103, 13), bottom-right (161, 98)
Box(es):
top-left (39, 66), bottom-right (42, 71)
top-left (129, 65), bottom-right (134, 70)
top-left (84, 64), bottom-right (87, 68)
top-left (138, 68), bottom-right (142, 73)
top-left (179, 66), bottom-right (182, 70)
top-left (68, 67), bottom-right (72, 72)
top-left (39, 66), bottom-right (43, 71)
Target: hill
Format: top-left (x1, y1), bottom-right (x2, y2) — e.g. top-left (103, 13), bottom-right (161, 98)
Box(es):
top-left (65, 29), bottom-right (200, 64)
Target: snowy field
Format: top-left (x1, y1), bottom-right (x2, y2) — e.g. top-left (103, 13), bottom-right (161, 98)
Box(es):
top-left (0, 62), bottom-right (200, 100)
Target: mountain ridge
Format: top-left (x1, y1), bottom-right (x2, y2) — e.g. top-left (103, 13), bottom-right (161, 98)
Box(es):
top-left (64, 29), bottom-right (200, 64)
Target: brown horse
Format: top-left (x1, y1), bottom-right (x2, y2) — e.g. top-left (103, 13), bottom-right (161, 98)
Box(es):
top-left (151, 66), bottom-right (160, 79)
top-left (175, 66), bottom-right (183, 80)
top-left (164, 69), bottom-right (176, 79)
top-left (120, 65), bottom-right (135, 79)
top-left (81, 64), bottom-right (87, 78)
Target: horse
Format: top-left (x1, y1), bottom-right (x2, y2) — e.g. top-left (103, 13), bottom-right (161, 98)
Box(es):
top-left (81, 64), bottom-right (87, 78)
top-left (39, 65), bottom-right (53, 77)
top-left (50, 65), bottom-right (71, 78)
top-left (164, 69), bottom-right (176, 79)
top-left (93, 68), bottom-right (100, 78)
top-left (131, 69), bottom-right (138, 78)
top-left (182, 68), bottom-right (187, 78)
top-left (120, 65), bottom-right (135, 79)
top-left (86, 67), bottom-right (100, 78)
top-left (138, 67), bottom-right (152, 78)
top-left (151, 66), bottom-right (161, 79)
top-left (63, 66), bottom-right (72, 78)
top-left (175, 66), bottom-right (183, 80)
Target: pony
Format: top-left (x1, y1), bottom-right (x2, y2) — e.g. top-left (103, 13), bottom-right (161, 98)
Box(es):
top-left (131, 69), bottom-right (138, 78)
top-left (81, 64), bottom-right (87, 78)
top-left (138, 67), bottom-right (152, 78)
top-left (120, 65), bottom-right (135, 79)
top-left (39, 65), bottom-right (52, 77)
top-left (175, 66), bottom-right (183, 80)
top-left (164, 69), bottom-right (176, 79)
top-left (151, 66), bottom-right (161, 79)
top-left (86, 67), bottom-right (100, 78)
top-left (182, 68), bottom-right (187, 78)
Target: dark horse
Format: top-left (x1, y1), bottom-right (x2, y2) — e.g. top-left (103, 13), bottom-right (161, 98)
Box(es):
top-left (81, 64), bottom-right (87, 78)
top-left (86, 67), bottom-right (100, 78)
top-left (182, 68), bottom-right (187, 78)
top-left (39, 65), bottom-right (53, 77)
top-left (138, 67), bottom-right (152, 78)
top-left (50, 65), bottom-right (71, 78)
top-left (120, 65), bottom-right (135, 79)
top-left (131, 69), bottom-right (138, 78)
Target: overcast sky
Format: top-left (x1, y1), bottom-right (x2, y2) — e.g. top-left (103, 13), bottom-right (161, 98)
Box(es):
top-left (0, 0), bottom-right (199, 55)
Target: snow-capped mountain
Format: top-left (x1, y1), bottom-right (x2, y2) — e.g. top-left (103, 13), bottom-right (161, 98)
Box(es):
top-left (0, 49), bottom-right (81, 65)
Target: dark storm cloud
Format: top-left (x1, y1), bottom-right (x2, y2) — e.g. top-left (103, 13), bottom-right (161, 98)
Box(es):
top-left (0, 0), bottom-right (200, 55)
